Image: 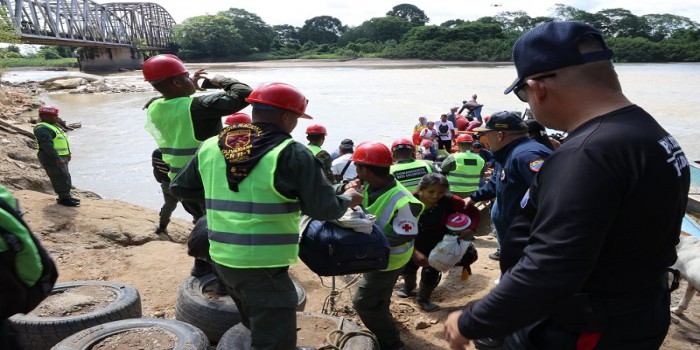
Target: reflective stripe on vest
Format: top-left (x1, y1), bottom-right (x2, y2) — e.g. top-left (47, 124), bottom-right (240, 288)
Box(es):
top-left (390, 160), bottom-right (433, 193)
top-left (34, 122), bottom-right (70, 156)
top-left (447, 152), bottom-right (484, 193)
top-left (363, 183), bottom-right (424, 271)
top-left (200, 137), bottom-right (300, 268)
top-left (145, 97), bottom-right (201, 180)
top-left (307, 144), bottom-right (322, 157)
top-left (0, 184), bottom-right (43, 286)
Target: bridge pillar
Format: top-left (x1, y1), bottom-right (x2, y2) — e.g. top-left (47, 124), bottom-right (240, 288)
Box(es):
top-left (77, 47), bottom-right (143, 72)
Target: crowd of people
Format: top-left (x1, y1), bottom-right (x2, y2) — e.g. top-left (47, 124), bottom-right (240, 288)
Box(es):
top-left (1, 21), bottom-right (691, 350)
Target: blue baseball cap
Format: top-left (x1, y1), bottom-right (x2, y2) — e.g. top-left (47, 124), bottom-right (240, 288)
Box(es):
top-left (504, 21), bottom-right (613, 94)
top-left (473, 111), bottom-right (527, 132)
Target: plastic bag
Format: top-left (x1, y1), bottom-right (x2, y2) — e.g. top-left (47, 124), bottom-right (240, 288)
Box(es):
top-left (330, 206), bottom-right (377, 234)
top-left (428, 235), bottom-right (469, 272)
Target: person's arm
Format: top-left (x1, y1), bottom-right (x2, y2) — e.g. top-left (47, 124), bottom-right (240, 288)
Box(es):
top-left (316, 150), bottom-right (336, 184)
top-left (440, 155), bottom-right (456, 174)
top-left (276, 143), bottom-right (357, 220)
top-left (34, 126), bottom-right (61, 161)
top-left (190, 77), bottom-right (253, 119)
top-left (169, 154), bottom-right (205, 201)
top-left (456, 149), bottom-right (622, 339)
top-left (469, 167), bottom-right (497, 202)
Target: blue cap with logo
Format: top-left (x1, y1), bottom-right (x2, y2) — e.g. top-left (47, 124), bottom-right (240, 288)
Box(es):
top-left (473, 111), bottom-right (527, 132)
top-left (504, 21), bottom-right (613, 94)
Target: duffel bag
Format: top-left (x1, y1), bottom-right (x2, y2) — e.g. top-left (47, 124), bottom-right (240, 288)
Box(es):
top-left (299, 219), bottom-right (389, 276)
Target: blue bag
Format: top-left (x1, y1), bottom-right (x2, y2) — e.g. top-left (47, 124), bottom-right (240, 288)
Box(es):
top-left (299, 219), bottom-right (389, 276)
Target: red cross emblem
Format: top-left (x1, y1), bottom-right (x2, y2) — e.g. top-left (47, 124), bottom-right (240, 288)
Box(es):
top-left (402, 223), bottom-right (413, 232)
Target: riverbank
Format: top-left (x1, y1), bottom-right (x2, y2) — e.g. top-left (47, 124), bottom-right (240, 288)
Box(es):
top-left (0, 81), bottom-right (698, 349)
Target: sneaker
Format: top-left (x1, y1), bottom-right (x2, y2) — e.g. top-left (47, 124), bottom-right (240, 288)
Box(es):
top-left (57, 197), bottom-right (80, 206)
top-left (474, 336), bottom-right (503, 349)
top-left (417, 299), bottom-right (440, 312)
top-left (488, 251), bottom-right (500, 261)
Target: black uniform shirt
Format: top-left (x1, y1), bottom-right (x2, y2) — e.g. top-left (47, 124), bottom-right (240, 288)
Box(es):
top-left (458, 105), bottom-right (690, 339)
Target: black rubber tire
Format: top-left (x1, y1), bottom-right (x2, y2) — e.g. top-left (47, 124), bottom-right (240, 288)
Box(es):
top-left (216, 312), bottom-right (378, 350)
top-left (51, 318), bottom-right (209, 349)
top-left (175, 273), bottom-right (306, 343)
top-left (9, 280), bottom-right (141, 350)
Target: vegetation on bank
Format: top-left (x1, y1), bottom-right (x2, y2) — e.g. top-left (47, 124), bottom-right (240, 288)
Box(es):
top-left (1, 3), bottom-right (700, 68)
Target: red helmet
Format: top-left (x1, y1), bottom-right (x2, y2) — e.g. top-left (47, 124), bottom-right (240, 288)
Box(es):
top-left (245, 82), bottom-right (312, 119)
top-left (352, 142), bottom-right (393, 167)
top-left (305, 124), bottom-right (327, 135)
top-left (391, 138), bottom-right (415, 153)
top-left (38, 105), bottom-right (59, 115)
top-left (420, 140), bottom-right (433, 148)
top-left (224, 113), bottom-right (252, 125)
top-left (142, 54), bottom-right (188, 82)
top-left (456, 134), bottom-right (474, 143)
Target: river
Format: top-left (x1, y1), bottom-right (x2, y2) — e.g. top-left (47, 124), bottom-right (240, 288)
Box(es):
top-left (6, 61), bottom-right (700, 219)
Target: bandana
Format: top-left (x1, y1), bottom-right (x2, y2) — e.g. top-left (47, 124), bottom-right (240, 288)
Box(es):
top-left (218, 122), bottom-right (291, 192)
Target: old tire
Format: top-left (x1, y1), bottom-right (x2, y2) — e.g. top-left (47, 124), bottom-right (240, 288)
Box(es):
top-left (9, 281), bottom-right (141, 350)
top-left (174, 273), bottom-right (306, 343)
top-left (52, 318), bottom-right (209, 349)
top-left (216, 312), bottom-right (378, 350)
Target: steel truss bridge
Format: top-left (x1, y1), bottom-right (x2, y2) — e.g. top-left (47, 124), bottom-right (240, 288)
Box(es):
top-left (1, 0), bottom-right (175, 50)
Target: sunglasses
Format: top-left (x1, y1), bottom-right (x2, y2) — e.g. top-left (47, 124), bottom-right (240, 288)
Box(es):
top-left (513, 73), bottom-right (557, 102)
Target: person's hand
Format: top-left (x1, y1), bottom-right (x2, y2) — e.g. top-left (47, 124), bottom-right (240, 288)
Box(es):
top-left (457, 229), bottom-right (475, 241)
top-left (463, 197), bottom-right (476, 209)
top-left (57, 159), bottom-right (65, 167)
top-left (444, 310), bottom-right (471, 350)
top-left (67, 155), bottom-right (72, 162)
top-left (344, 188), bottom-right (363, 208)
top-left (412, 250), bottom-right (429, 267)
top-left (344, 179), bottom-right (363, 192)
top-left (191, 69), bottom-right (207, 90)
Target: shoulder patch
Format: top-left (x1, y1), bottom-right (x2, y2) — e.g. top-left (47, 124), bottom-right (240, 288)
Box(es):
top-left (528, 158), bottom-right (544, 172)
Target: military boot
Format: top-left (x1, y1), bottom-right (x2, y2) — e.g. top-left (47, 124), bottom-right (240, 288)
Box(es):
top-left (395, 274), bottom-right (416, 298)
top-left (416, 283), bottom-right (439, 312)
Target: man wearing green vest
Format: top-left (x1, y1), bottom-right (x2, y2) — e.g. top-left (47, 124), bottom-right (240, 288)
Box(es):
top-left (389, 138), bottom-right (434, 193)
top-left (33, 106), bottom-right (79, 207)
top-left (1, 183), bottom-right (58, 347)
top-left (170, 82), bottom-right (363, 350)
top-left (441, 134), bottom-right (486, 198)
top-left (305, 124), bottom-right (335, 184)
top-left (348, 142), bottom-right (424, 350)
top-left (142, 54), bottom-right (252, 277)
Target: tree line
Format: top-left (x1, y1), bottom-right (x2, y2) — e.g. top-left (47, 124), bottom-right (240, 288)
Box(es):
top-left (1, 3), bottom-right (699, 63)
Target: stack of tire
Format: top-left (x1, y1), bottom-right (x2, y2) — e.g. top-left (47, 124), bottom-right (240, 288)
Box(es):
top-left (174, 273), bottom-right (307, 344)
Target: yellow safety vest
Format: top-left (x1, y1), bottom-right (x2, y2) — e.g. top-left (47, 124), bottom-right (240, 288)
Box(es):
top-left (200, 137), bottom-right (300, 268)
top-left (363, 183), bottom-right (424, 271)
top-left (447, 152), bottom-right (484, 193)
top-left (145, 97), bottom-right (201, 180)
top-left (390, 160), bottom-right (433, 193)
top-left (34, 122), bottom-right (70, 156)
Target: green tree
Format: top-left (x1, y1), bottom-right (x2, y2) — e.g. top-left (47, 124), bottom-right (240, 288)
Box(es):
top-left (219, 8), bottom-right (275, 53)
top-left (596, 8), bottom-right (649, 38)
top-left (441, 19), bottom-right (465, 28)
top-left (340, 17), bottom-right (413, 45)
top-left (272, 24), bottom-right (300, 45)
top-left (1, 5), bottom-right (20, 44)
top-left (298, 16), bottom-right (345, 44)
top-left (6, 44), bottom-right (20, 53)
top-left (386, 3), bottom-right (429, 26)
top-left (643, 14), bottom-right (699, 41)
top-left (173, 15), bottom-right (244, 59)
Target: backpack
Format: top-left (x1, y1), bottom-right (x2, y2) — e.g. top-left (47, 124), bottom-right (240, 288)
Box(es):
top-left (0, 195), bottom-right (58, 319)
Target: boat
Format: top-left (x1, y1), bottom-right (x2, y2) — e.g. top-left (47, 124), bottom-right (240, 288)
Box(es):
top-left (682, 214), bottom-right (700, 237)
top-left (688, 161), bottom-right (700, 216)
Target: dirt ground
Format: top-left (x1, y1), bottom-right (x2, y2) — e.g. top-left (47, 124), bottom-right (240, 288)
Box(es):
top-left (1, 79), bottom-right (699, 349)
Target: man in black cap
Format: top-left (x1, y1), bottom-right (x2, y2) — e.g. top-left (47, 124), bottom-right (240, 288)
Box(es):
top-left (445, 21), bottom-right (690, 350)
top-left (330, 138), bottom-right (354, 161)
top-left (464, 111), bottom-right (551, 262)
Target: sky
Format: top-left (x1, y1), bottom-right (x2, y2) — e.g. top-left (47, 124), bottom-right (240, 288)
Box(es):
top-left (138, 0), bottom-right (700, 27)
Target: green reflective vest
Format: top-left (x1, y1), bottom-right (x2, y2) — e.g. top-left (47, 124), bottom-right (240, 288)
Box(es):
top-left (200, 137), bottom-right (300, 268)
top-left (363, 183), bottom-right (424, 271)
top-left (0, 184), bottom-right (43, 287)
top-left (447, 152), bottom-right (484, 193)
top-left (145, 97), bottom-right (201, 180)
top-left (390, 160), bottom-right (433, 193)
top-left (34, 122), bottom-right (70, 156)
top-left (307, 144), bottom-right (322, 157)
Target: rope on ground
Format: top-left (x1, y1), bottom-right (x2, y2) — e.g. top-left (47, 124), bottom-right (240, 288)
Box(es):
top-left (318, 317), bottom-right (380, 350)
top-left (390, 301), bottom-right (420, 323)
top-left (318, 274), bottom-right (361, 316)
